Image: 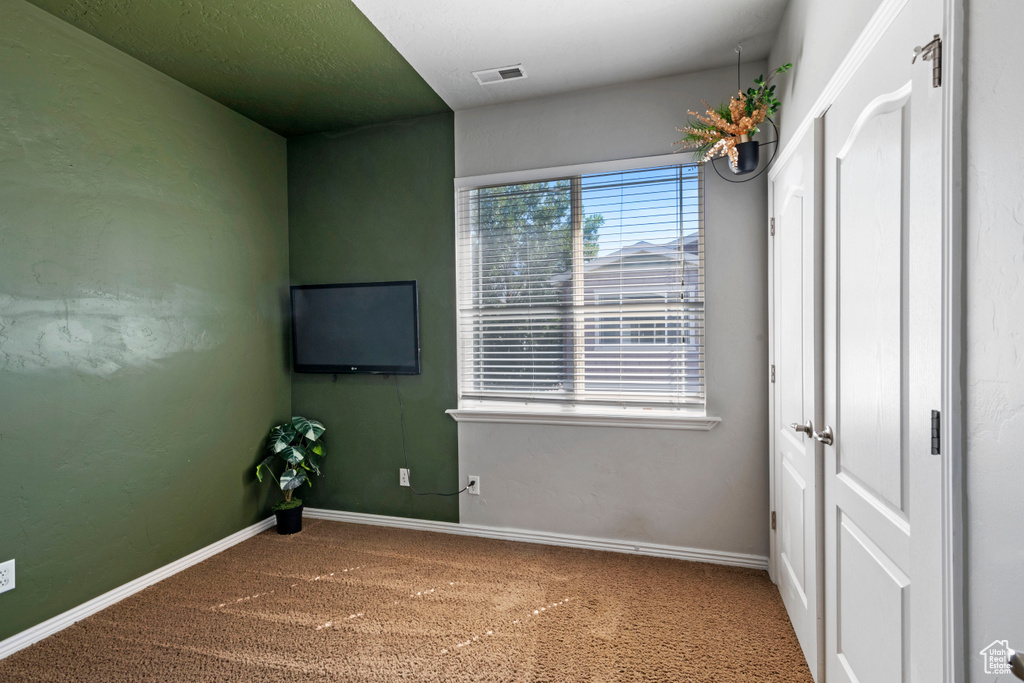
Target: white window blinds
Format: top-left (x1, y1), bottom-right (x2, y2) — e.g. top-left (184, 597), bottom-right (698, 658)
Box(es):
top-left (456, 163), bottom-right (704, 408)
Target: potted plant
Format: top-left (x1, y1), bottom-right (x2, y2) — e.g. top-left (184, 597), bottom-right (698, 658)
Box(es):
top-left (255, 416), bottom-right (327, 534)
top-left (675, 63), bottom-right (792, 174)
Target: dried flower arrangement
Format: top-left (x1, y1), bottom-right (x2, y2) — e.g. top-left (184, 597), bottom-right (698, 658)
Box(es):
top-left (675, 64), bottom-right (792, 170)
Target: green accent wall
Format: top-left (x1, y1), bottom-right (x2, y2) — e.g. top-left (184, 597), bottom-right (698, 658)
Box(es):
top-left (288, 114), bottom-right (459, 523)
top-left (24, 0), bottom-right (451, 137)
top-left (0, 0), bottom-right (291, 641)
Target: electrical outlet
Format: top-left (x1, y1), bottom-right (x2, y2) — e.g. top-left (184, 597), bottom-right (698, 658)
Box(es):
top-left (467, 476), bottom-right (480, 495)
top-left (0, 559), bottom-right (14, 594)
top-left (399, 468), bottom-right (410, 487)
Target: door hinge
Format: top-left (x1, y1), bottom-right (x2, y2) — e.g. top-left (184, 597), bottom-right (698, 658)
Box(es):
top-left (770, 216), bottom-right (775, 237)
top-left (931, 410), bottom-right (941, 454)
top-left (913, 34), bottom-right (942, 88)
top-left (770, 364), bottom-right (775, 383)
top-left (771, 511), bottom-right (777, 530)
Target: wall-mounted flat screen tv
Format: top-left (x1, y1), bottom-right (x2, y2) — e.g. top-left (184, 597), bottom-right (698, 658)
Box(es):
top-left (290, 281), bottom-right (421, 374)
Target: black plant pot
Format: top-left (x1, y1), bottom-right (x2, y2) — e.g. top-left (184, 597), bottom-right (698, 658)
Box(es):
top-left (275, 504), bottom-right (303, 535)
top-left (732, 140), bottom-right (760, 175)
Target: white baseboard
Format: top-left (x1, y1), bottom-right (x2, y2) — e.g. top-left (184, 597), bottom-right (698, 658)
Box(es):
top-left (304, 508), bottom-right (769, 571)
top-left (0, 516), bottom-right (276, 661)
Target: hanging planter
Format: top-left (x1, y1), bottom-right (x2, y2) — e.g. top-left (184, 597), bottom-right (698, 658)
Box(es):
top-left (674, 62), bottom-right (791, 177)
top-left (732, 135), bottom-right (760, 175)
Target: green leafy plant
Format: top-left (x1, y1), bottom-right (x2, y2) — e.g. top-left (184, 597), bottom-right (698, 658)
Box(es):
top-left (255, 416), bottom-right (326, 511)
top-left (741, 63), bottom-right (791, 129)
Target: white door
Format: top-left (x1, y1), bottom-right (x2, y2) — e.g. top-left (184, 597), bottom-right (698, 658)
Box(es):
top-left (769, 119), bottom-right (824, 681)
top-left (821, 0), bottom-right (945, 681)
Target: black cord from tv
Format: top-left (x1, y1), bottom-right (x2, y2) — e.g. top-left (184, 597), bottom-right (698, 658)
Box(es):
top-left (392, 374), bottom-right (467, 497)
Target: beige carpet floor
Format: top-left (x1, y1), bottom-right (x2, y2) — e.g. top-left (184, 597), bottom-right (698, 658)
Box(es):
top-left (0, 520), bottom-right (813, 682)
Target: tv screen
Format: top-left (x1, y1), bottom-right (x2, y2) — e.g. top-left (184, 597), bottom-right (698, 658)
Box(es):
top-left (290, 281), bottom-right (421, 374)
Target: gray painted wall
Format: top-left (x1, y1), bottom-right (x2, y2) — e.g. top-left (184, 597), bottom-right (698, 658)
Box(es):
top-left (767, 0), bottom-right (882, 144)
top-left (963, 0), bottom-right (1024, 676)
top-left (0, 0), bottom-right (291, 640)
top-left (454, 65), bottom-right (772, 557)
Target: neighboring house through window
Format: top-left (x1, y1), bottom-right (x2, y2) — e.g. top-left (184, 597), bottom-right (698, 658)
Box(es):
top-left (455, 161), bottom-right (704, 410)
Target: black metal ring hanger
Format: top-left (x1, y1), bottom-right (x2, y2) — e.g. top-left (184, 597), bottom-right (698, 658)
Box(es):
top-left (706, 44), bottom-right (781, 183)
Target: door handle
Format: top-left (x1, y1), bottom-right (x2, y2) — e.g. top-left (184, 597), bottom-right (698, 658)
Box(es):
top-left (813, 425), bottom-right (835, 446)
top-left (790, 420), bottom-right (813, 437)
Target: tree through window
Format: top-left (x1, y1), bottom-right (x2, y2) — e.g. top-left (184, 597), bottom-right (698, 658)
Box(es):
top-left (456, 163), bottom-right (704, 408)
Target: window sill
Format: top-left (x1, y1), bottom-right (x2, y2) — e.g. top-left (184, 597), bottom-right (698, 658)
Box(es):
top-left (445, 404), bottom-right (721, 431)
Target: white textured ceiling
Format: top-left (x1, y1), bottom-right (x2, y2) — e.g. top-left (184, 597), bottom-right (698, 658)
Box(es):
top-left (351, 0), bottom-right (790, 111)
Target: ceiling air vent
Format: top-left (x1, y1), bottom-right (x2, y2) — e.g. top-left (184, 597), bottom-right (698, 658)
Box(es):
top-left (472, 64), bottom-right (527, 86)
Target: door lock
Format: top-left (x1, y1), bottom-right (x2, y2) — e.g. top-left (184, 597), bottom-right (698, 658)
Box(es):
top-left (790, 420), bottom-right (813, 437)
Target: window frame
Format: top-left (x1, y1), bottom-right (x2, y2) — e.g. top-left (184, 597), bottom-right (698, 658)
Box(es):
top-left (452, 153), bottom-right (716, 426)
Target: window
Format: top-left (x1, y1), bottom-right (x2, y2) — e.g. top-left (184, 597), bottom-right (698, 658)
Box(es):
top-left (455, 162), bottom-right (704, 409)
